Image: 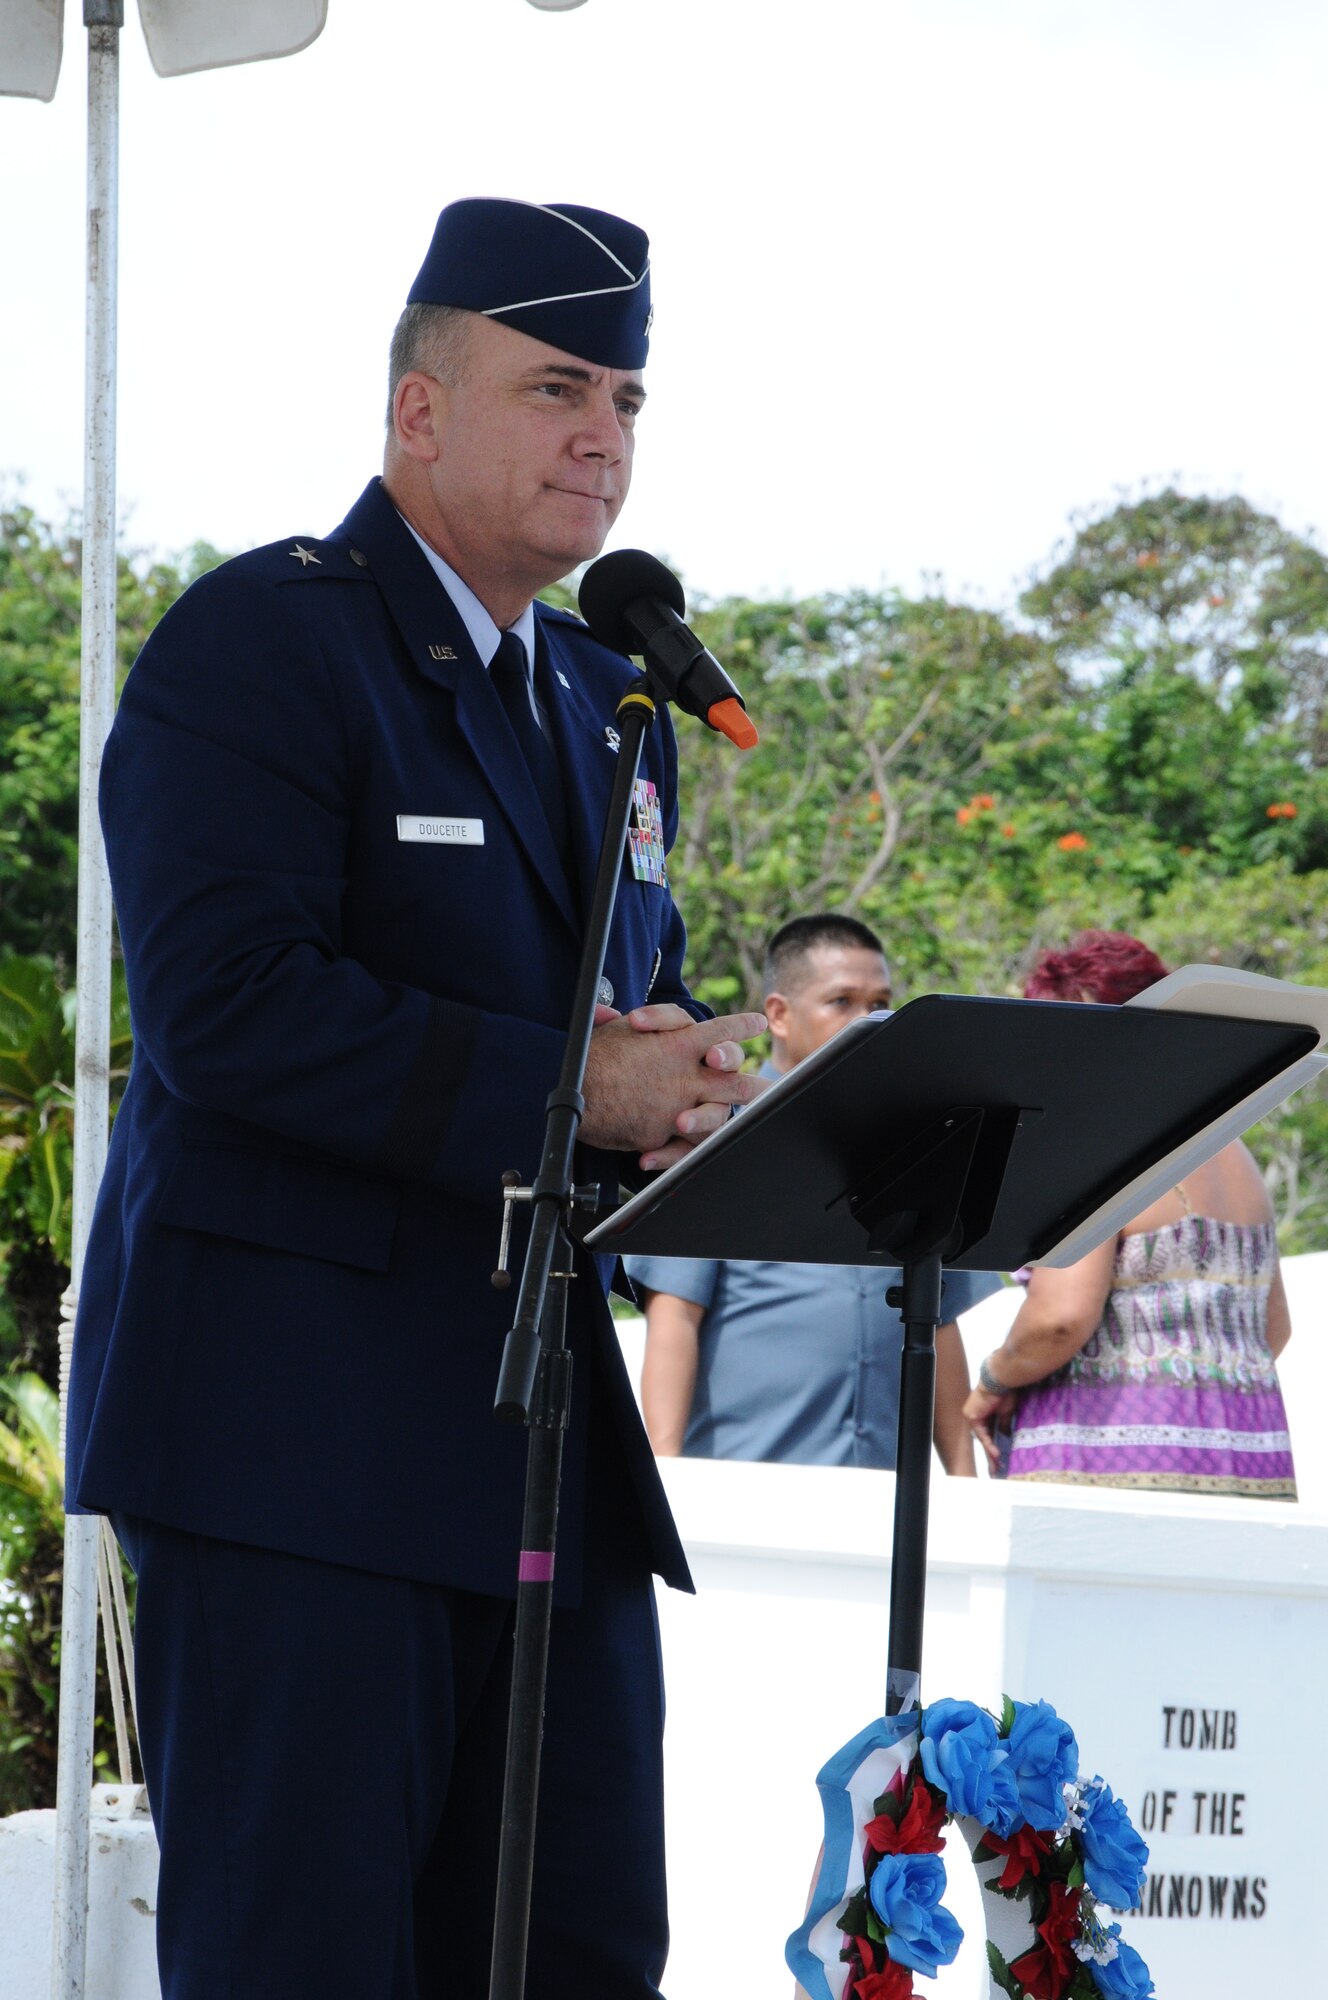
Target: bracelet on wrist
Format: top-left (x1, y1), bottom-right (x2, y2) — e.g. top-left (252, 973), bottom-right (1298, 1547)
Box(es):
top-left (978, 1353), bottom-right (1010, 1396)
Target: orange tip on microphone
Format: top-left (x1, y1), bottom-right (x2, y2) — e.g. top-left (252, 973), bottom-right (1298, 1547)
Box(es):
top-left (707, 696), bottom-right (758, 749)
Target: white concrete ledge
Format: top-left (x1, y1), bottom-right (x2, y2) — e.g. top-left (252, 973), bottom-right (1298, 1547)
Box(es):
top-left (0, 1786), bottom-right (158, 2000)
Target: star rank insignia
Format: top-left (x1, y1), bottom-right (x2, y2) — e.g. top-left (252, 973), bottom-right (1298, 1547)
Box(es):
top-left (289, 543), bottom-right (321, 566)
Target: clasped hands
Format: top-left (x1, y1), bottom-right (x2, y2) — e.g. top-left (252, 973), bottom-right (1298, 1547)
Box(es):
top-left (582, 1002), bottom-right (768, 1172)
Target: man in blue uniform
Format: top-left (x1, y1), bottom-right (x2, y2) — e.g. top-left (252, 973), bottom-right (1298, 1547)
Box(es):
top-left (67, 199), bottom-right (764, 2000)
top-left (629, 915), bottom-right (999, 1468)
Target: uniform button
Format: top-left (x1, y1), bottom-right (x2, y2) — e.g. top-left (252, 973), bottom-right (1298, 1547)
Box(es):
top-left (349, 547), bottom-right (369, 567)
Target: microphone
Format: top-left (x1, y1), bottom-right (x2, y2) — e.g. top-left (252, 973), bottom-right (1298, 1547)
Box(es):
top-left (578, 550), bottom-right (758, 749)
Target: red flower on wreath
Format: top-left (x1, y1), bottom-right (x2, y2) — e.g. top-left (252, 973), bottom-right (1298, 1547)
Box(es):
top-left (854, 1960), bottom-right (915, 1999)
top-left (865, 1779), bottom-right (947, 1856)
top-left (1007, 1880), bottom-right (1084, 1998)
top-left (847, 1938), bottom-right (914, 2000)
top-left (981, 1822), bottom-right (1054, 1889)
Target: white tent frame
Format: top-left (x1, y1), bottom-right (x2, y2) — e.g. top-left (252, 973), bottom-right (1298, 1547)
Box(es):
top-left (0, 11), bottom-right (332, 1995)
top-left (1, 3), bottom-right (593, 1990)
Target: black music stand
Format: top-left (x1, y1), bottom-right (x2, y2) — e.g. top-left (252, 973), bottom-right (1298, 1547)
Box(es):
top-left (588, 970), bottom-right (1328, 1711)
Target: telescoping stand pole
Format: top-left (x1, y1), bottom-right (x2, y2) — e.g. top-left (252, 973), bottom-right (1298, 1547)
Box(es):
top-left (883, 1254), bottom-right (943, 1716)
top-left (842, 1105), bottom-right (1021, 1717)
top-left (486, 677), bottom-right (659, 2000)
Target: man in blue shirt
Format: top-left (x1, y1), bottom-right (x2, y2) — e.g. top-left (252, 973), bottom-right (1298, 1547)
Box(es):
top-left (626, 915), bottom-right (1001, 1470)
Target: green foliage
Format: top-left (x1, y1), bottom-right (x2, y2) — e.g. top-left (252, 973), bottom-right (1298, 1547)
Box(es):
top-left (0, 1374), bottom-right (133, 1814)
top-left (0, 496), bottom-right (203, 964)
top-left (667, 489), bottom-right (1328, 1252)
top-left (0, 954), bottom-right (132, 1293)
top-left (0, 1372), bottom-right (64, 1812)
top-left (678, 587), bottom-right (1063, 1003)
top-left (1119, 864), bottom-right (1328, 1254)
top-left (987, 1942), bottom-right (1025, 1998)
top-left (0, 1371), bottom-right (63, 1516)
top-left (0, 498), bottom-right (195, 1812)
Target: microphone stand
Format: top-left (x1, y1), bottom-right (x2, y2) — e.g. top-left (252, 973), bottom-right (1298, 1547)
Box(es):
top-left (487, 671), bottom-right (662, 2000)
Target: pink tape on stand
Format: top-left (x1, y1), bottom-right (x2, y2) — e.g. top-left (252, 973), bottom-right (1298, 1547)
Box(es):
top-left (518, 1550), bottom-right (555, 1583)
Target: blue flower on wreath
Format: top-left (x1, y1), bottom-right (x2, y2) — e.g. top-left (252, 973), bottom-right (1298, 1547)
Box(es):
top-left (867, 1851), bottom-right (964, 1978)
top-left (1078, 1778), bottom-right (1149, 1909)
top-left (919, 1698), bottom-right (1020, 1835)
top-left (1089, 1927), bottom-right (1156, 1998)
top-left (1005, 1698), bottom-right (1079, 1830)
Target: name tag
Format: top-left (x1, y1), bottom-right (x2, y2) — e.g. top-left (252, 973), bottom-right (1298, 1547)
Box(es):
top-left (396, 815), bottom-right (484, 845)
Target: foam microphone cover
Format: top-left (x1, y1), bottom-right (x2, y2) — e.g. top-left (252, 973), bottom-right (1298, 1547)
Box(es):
top-left (578, 549), bottom-right (687, 654)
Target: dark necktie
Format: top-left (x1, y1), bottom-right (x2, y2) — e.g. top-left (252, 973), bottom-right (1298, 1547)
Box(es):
top-left (489, 630), bottom-right (571, 863)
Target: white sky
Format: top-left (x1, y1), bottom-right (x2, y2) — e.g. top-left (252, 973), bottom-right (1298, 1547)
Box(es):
top-left (3, 0), bottom-right (1327, 609)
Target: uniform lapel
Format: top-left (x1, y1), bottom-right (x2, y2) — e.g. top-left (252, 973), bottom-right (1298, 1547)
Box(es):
top-left (332, 481), bottom-right (580, 935)
top-left (536, 609), bottom-right (628, 920)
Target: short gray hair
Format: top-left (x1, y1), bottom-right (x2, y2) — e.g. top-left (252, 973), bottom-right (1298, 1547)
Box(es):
top-left (385, 302), bottom-right (473, 428)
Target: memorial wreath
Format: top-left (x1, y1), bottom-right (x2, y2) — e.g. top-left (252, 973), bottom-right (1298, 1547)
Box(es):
top-left (787, 1697), bottom-right (1155, 2000)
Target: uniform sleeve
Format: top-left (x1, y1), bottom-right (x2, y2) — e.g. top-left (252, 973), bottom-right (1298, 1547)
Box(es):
top-left (103, 570), bottom-right (571, 1205)
top-left (621, 1255), bottom-right (721, 1309)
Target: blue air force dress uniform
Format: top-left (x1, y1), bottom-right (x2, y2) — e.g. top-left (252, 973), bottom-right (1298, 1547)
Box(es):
top-left (67, 201), bottom-right (692, 2000)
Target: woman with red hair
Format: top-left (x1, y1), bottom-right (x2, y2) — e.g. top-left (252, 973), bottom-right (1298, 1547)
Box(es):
top-left (963, 932), bottom-right (1297, 1497)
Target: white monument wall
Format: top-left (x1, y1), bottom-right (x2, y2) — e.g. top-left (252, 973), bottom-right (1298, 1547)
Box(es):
top-left (1, 1256), bottom-right (1324, 1998)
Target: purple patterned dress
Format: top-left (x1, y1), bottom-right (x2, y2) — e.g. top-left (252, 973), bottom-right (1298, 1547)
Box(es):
top-left (1006, 1214), bottom-right (1297, 1497)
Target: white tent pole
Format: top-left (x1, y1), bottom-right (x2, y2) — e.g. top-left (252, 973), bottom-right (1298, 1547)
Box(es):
top-left (51, 7), bottom-right (122, 1997)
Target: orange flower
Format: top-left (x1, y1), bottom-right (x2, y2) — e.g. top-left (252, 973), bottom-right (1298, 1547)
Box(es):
top-left (1135, 551), bottom-right (1159, 568)
top-left (869, 790), bottom-right (882, 804)
top-left (973, 793), bottom-right (995, 811)
top-left (1001, 824), bottom-right (1017, 839)
top-left (1266, 801), bottom-right (1298, 819)
top-left (1056, 831), bottom-right (1089, 852)
top-left (956, 806), bottom-right (973, 826)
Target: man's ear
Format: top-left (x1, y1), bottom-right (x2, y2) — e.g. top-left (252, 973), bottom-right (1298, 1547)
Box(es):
top-left (764, 991), bottom-right (789, 1047)
top-left (393, 372), bottom-right (447, 463)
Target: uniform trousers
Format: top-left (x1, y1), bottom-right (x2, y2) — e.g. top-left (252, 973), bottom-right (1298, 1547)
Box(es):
top-left (115, 1508), bottom-right (669, 2000)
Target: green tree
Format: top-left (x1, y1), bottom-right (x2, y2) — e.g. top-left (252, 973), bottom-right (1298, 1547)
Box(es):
top-left (662, 493), bottom-right (1328, 1255)
top-left (1019, 489), bottom-right (1328, 880)
top-left (677, 588), bottom-right (1064, 1004)
top-left (0, 1372), bottom-right (134, 1814)
top-left (0, 954), bottom-right (132, 1383)
top-left (1145, 861), bottom-right (1328, 1253)
top-left (0, 1370), bottom-right (65, 1813)
top-left (0, 495), bottom-right (222, 964)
